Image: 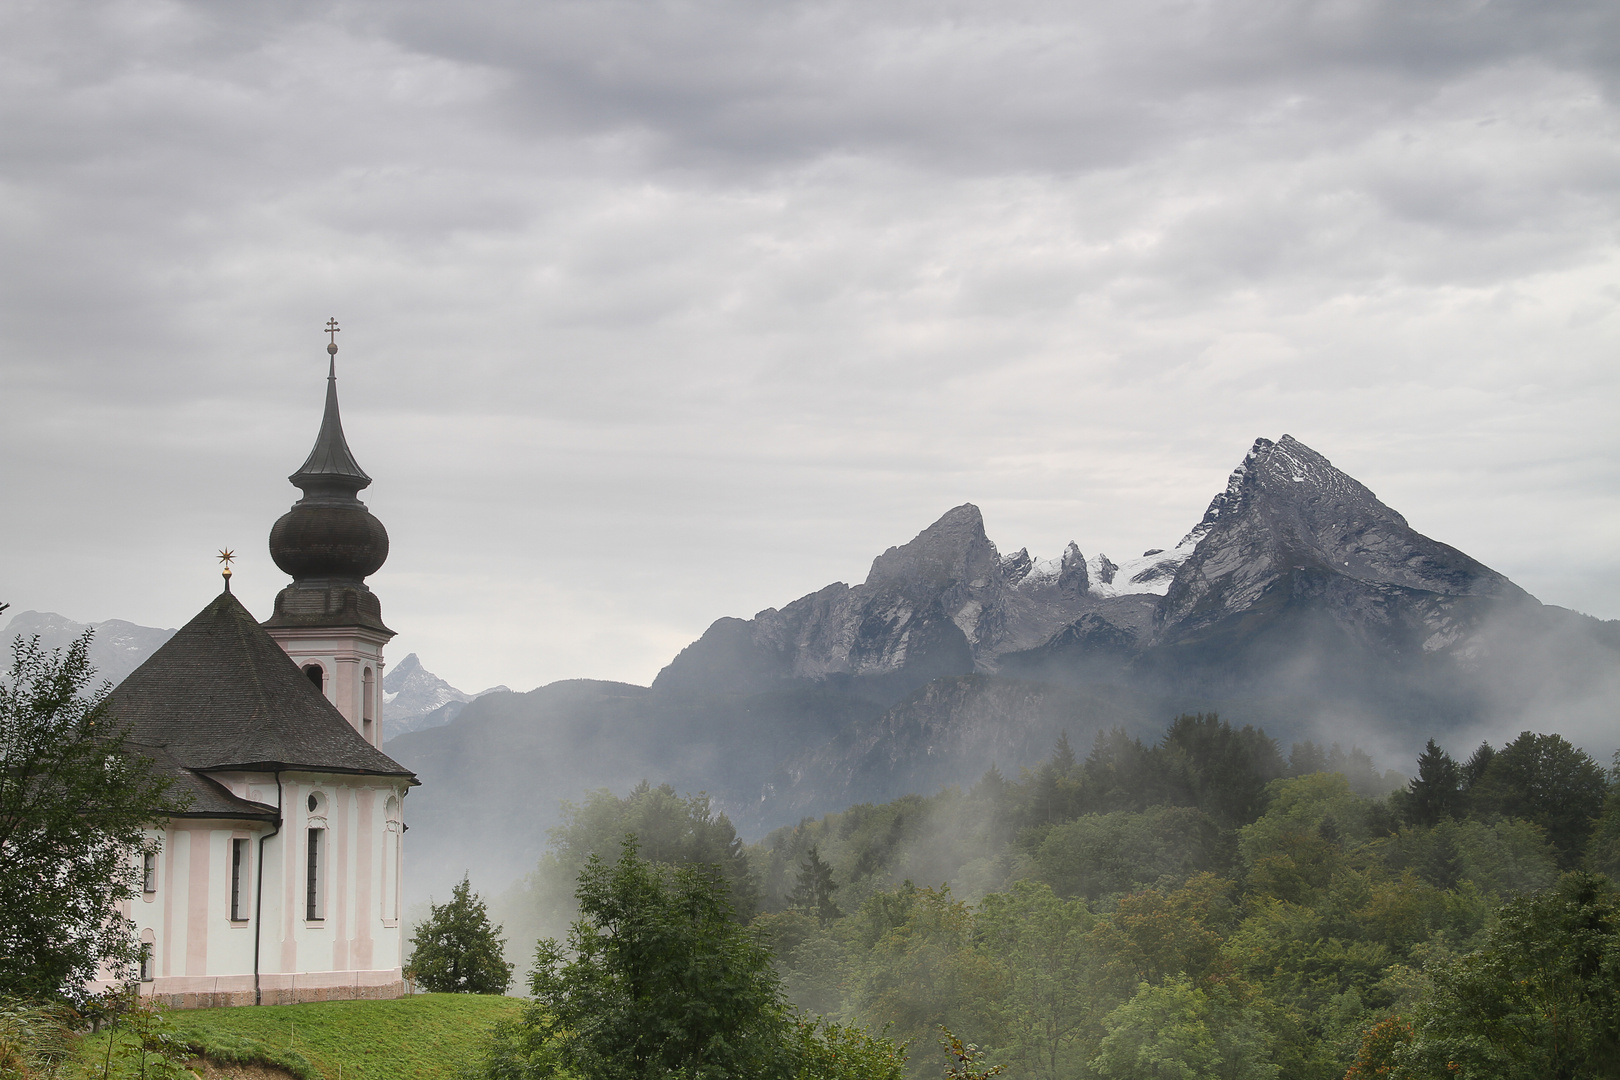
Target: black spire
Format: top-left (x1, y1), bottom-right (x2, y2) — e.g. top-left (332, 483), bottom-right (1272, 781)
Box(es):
top-left (288, 351), bottom-right (371, 500)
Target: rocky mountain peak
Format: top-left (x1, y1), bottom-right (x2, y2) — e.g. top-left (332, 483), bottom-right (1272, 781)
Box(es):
top-left (866, 503), bottom-right (999, 594)
top-left (1159, 434), bottom-right (1525, 637)
top-left (383, 652), bottom-right (478, 734)
top-left (1058, 542), bottom-right (1090, 596)
top-left (1000, 548), bottom-right (1033, 584)
top-left (387, 651), bottom-right (425, 680)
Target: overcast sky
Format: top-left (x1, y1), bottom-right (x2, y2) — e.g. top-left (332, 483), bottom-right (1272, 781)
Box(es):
top-left (2, 0), bottom-right (1617, 694)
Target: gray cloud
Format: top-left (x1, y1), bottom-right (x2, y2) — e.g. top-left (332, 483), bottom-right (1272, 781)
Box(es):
top-left (1, 0), bottom-right (1616, 694)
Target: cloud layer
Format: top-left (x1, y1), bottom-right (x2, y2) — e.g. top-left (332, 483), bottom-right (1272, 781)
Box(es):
top-left (2, 0), bottom-right (1617, 692)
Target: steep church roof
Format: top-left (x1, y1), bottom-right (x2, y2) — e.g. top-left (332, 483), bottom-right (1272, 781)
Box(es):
top-left (111, 590), bottom-right (416, 781)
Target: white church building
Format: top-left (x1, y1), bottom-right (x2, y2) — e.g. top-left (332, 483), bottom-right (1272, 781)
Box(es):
top-left (101, 333), bottom-right (418, 1007)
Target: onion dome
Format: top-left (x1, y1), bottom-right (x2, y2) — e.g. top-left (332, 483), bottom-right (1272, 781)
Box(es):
top-left (264, 329), bottom-right (393, 635)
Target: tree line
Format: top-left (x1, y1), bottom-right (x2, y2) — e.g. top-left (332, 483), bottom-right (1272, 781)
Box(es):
top-left (481, 713), bottom-right (1620, 1078)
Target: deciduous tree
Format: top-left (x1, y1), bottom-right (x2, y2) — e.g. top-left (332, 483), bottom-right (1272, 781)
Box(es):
top-left (522, 840), bottom-right (795, 1079)
top-left (408, 874), bottom-right (513, 994)
top-left (1396, 872), bottom-right (1620, 1078)
top-left (1467, 731), bottom-right (1607, 868)
top-left (0, 630), bottom-right (186, 1001)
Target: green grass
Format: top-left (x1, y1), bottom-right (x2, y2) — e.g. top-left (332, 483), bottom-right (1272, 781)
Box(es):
top-left (84, 993), bottom-right (523, 1080)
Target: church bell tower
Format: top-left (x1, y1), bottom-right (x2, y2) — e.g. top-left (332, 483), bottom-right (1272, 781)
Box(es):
top-left (264, 320), bottom-right (395, 746)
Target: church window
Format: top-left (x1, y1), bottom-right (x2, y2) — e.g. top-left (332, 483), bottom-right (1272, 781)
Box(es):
top-left (383, 796), bottom-right (401, 922)
top-left (230, 839), bottom-right (247, 921)
top-left (303, 664), bottom-right (324, 692)
top-left (138, 929), bottom-right (155, 981)
top-left (363, 667), bottom-right (374, 726)
top-left (306, 828), bottom-right (325, 921)
top-left (142, 852), bottom-right (157, 894)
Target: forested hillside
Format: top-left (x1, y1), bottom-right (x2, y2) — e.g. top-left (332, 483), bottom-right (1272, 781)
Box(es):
top-left (491, 714), bottom-right (1620, 1078)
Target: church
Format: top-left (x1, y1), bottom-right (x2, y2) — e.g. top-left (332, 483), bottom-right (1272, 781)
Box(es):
top-left (99, 329), bottom-right (418, 1007)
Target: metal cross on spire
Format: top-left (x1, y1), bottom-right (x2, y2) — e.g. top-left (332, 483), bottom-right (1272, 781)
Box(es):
top-left (326, 317), bottom-right (341, 356)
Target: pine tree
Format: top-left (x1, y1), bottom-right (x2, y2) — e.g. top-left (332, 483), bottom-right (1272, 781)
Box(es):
top-left (1402, 738), bottom-right (1463, 827)
top-left (408, 875), bottom-right (513, 994)
top-left (1461, 742), bottom-right (1496, 790)
top-left (790, 846), bottom-right (841, 927)
top-left (1052, 731), bottom-right (1077, 776)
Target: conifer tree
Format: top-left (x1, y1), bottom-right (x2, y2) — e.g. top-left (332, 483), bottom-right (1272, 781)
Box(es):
top-left (1402, 738), bottom-right (1463, 827)
top-left (790, 846), bottom-right (841, 927)
top-left (408, 875), bottom-right (513, 994)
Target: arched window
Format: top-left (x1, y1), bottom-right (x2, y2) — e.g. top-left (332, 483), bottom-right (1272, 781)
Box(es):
top-left (306, 790), bottom-right (328, 921)
top-left (303, 664), bottom-right (324, 693)
top-left (383, 795), bottom-right (402, 922)
top-left (363, 667), bottom-right (375, 741)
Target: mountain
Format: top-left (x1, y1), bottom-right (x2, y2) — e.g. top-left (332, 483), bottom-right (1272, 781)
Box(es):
top-left (382, 652), bottom-right (509, 737)
top-left (1, 610), bottom-right (176, 686)
top-left (386, 434), bottom-right (1620, 903)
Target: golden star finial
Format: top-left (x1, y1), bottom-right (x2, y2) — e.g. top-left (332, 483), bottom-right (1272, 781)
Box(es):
top-left (218, 549), bottom-right (235, 591)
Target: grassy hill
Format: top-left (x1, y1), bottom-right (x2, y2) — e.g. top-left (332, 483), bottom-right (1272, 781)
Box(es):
top-left (84, 993), bottom-right (521, 1080)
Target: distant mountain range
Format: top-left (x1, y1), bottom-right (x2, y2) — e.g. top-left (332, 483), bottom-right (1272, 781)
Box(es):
top-left (385, 435), bottom-right (1620, 900)
top-left (1, 610), bottom-right (178, 687)
top-left (0, 612), bottom-right (497, 738)
top-left (15, 435), bottom-right (1618, 906)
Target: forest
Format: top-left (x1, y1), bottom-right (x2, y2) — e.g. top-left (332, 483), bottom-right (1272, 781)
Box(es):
top-left (488, 714), bottom-right (1620, 1079)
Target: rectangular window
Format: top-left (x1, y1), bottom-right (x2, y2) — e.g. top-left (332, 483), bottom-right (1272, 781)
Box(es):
top-left (139, 945), bottom-right (153, 983)
top-left (142, 852), bottom-right (157, 894)
top-left (230, 839), bottom-right (247, 921)
top-left (306, 828), bottom-right (323, 921)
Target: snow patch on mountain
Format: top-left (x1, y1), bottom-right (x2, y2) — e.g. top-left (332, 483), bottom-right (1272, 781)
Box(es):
top-left (1088, 534), bottom-right (1203, 598)
top-left (1015, 537), bottom-right (1199, 599)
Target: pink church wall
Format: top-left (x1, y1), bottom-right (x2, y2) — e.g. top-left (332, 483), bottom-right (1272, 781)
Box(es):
top-left (113, 773), bottom-right (411, 1009)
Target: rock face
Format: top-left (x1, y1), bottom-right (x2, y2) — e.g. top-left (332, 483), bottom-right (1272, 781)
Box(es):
top-left (1160, 436), bottom-right (1521, 636)
top-left (1121, 437), bottom-right (1546, 715)
top-left (656, 434), bottom-right (1574, 720)
top-left (655, 504), bottom-right (1162, 697)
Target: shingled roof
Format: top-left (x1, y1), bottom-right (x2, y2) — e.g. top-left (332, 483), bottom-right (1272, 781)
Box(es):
top-left (127, 743), bottom-right (280, 821)
top-left (110, 590), bottom-right (416, 782)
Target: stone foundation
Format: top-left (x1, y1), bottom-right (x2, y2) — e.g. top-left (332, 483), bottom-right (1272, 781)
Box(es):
top-left (118, 970), bottom-right (405, 1009)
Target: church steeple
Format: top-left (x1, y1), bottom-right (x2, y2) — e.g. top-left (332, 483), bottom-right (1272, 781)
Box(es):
top-left (288, 353), bottom-right (373, 499)
top-left (267, 324), bottom-right (390, 588)
top-left (263, 321), bottom-right (395, 746)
